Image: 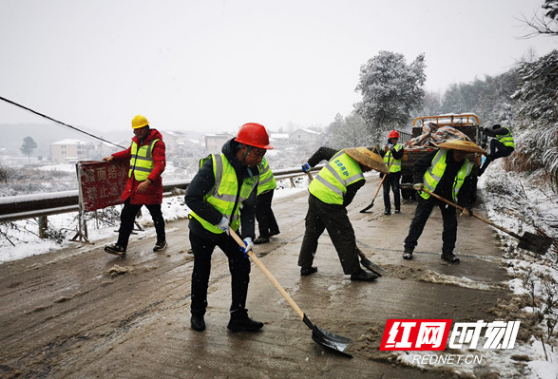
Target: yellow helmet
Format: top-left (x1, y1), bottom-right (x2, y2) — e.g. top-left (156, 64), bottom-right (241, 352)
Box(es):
top-left (131, 115), bottom-right (149, 129)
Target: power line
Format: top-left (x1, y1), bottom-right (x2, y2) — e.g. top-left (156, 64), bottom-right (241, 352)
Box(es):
top-left (0, 95), bottom-right (126, 149)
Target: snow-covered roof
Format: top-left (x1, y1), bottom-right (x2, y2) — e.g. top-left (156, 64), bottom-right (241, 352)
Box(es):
top-left (292, 129), bottom-right (321, 135)
top-left (51, 139), bottom-right (94, 145)
top-left (270, 133), bottom-right (289, 139)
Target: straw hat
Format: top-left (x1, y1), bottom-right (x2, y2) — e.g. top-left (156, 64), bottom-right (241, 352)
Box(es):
top-left (437, 139), bottom-right (486, 154)
top-left (345, 147), bottom-right (389, 173)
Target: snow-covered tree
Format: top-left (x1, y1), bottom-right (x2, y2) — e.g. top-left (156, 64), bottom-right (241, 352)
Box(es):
top-left (326, 112), bottom-right (372, 149)
top-left (522, 0), bottom-right (558, 37)
top-left (355, 51), bottom-right (426, 142)
top-left (440, 71), bottom-right (518, 126)
top-left (511, 49), bottom-right (558, 188)
top-left (20, 136), bottom-right (37, 163)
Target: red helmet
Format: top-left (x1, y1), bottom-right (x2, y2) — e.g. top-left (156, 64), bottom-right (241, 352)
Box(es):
top-left (235, 123), bottom-right (274, 150)
top-left (388, 130), bottom-right (400, 139)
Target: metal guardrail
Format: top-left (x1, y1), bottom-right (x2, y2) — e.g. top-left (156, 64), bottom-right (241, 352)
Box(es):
top-left (0, 166), bottom-right (321, 223)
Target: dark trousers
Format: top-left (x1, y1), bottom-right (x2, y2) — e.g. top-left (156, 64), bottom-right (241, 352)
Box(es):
top-left (481, 139), bottom-right (514, 170)
top-left (298, 194), bottom-right (361, 275)
top-left (382, 172), bottom-right (401, 211)
top-left (404, 196), bottom-right (458, 255)
top-left (189, 231), bottom-right (251, 318)
top-left (256, 190), bottom-right (280, 237)
top-left (117, 198), bottom-right (165, 249)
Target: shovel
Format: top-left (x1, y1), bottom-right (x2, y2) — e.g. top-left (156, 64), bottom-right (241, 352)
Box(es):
top-left (420, 187), bottom-right (553, 255)
top-left (360, 160), bottom-right (394, 213)
top-left (357, 248), bottom-right (384, 276)
top-left (230, 229), bottom-right (353, 358)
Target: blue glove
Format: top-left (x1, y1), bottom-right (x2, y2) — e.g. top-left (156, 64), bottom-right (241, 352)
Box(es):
top-left (301, 163), bottom-right (310, 173)
top-left (217, 216), bottom-right (230, 235)
top-left (240, 237), bottom-right (253, 258)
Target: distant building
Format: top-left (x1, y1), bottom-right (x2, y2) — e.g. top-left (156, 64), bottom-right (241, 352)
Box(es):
top-left (161, 131), bottom-right (203, 158)
top-left (269, 133), bottom-right (289, 149)
top-left (205, 132), bottom-right (234, 153)
top-left (51, 139), bottom-right (96, 164)
top-left (290, 129), bottom-right (324, 144)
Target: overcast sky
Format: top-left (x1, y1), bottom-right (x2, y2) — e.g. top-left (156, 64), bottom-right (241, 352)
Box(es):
top-left (1, 0), bottom-right (556, 135)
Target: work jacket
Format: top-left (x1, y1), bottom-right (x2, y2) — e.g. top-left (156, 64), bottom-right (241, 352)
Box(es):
top-left (309, 150), bottom-right (365, 205)
top-left (185, 139), bottom-right (259, 240)
top-left (496, 127), bottom-right (515, 148)
top-left (189, 154), bottom-right (258, 234)
top-left (383, 143), bottom-right (404, 173)
top-left (257, 157), bottom-right (276, 196)
top-left (419, 149), bottom-right (473, 203)
top-left (112, 129), bottom-right (165, 205)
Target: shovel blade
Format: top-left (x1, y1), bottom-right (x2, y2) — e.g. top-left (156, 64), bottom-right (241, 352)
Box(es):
top-left (360, 256), bottom-right (384, 276)
top-left (360, 201), bottom-right (374, 213)
top-left (312, 325), bottom-right (353, 358)
top-left (517, 232), bottom-right (553, 255)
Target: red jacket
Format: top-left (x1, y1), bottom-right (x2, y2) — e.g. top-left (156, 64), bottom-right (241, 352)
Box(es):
top-left (112, 129), bottom-right (166, 205)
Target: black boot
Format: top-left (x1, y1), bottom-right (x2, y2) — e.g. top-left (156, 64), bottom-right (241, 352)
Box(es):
top-left (403, 247), bottom-right (413, 260)
top-left (227, 316), bottom-right (264, 332)
top-left (350, 269), bottom-right (379, 282)
top-left (441, 252), bottom-right (460, 264)
top-left (300, 266), bottom-right (318, 276)
top-left (191, 315), bottom-right (206, 331)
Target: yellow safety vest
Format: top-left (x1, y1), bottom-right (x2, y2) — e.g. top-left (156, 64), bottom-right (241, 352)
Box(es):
top-left (189, 154), bottom-right (258, 234)
top-left (129, 139), bottom-right (160, 181)
top-left (257, 157), bottom-right (277, 196)
top-left (496, 127), bottom-right (515, 148)
top-left (383, 143), bottom-right (403, 173)
top-left (309, 150), bottom-right (365, 205)
top-left (420, 149), bottom-right (473, 203)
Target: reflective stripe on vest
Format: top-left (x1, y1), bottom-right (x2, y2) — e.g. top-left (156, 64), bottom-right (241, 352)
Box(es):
top-left (383, 143), bottom-right (403, 173)
top-left (190, 154), bottom-right (258, 234)
top-left (496, 127), bottom-right (515, 148)
top-left (257, 157), bottom-right (276, 195)
top-left (419, 149), bottom-right (473, 202)
top-left (308, 150), bottom-right (365, 205)
top-left (129, 139), bottom-right (159, 181)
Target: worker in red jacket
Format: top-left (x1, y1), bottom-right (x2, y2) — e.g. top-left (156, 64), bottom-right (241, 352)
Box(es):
top-left (103, 115), bottom-right (166, 256)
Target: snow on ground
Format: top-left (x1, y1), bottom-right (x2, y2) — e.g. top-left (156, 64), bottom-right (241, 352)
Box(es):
top-left (395, 160), bottom-right (558, 379)
top-left (0, 178), bottom-right (307, 263)
top-left (1, 163), bottom-right (557, 378)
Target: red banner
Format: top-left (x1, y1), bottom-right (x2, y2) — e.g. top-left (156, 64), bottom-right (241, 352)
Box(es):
top-left (76, 160), bottom-right (129, 212)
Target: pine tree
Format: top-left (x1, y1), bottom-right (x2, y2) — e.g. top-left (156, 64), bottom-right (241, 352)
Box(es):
top-left (20, 136), bottom-right (38, 163)
top-left (355, 51), bottom-right (426, 143)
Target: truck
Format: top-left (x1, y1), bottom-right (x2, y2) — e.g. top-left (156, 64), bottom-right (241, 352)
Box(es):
top-left (398, 113), bottom-right (486, 202)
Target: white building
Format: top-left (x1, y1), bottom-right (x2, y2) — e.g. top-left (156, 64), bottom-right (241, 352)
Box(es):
top-left (205, 133), bottom-right (234, 153)
top-left (50, 139), bottom-right (95, 164)
top-left (289, 129), bottom-right (324, 144)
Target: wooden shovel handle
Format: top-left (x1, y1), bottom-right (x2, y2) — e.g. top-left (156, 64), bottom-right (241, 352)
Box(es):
top-left (372, 160), bottom-right (394, 200)
top-left (420, 188), bottom-right (521, 239)
top-left (229, 229), bottom-right (305, 321)
top-left (305, 171), bottom-right (314, 181)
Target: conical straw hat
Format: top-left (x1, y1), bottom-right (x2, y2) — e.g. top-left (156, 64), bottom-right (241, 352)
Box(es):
top-left (437, 139), bottom-right (486, 154)
top-left (345, 147), bottom-right (389, 173)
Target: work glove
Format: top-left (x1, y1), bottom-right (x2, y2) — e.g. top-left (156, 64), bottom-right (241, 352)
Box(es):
top-left (387, 143), bottom-right (393, 149)
top-left (413, 183), bottom-right (424, 191)
top-left (301, 163), bottom-right (311, 173)
top-left (461, 208), bottom-right (474, 217)
top-left (217, 216), bottom-right (230, 236)
top-left (240, 237), bottom-right (253, 258)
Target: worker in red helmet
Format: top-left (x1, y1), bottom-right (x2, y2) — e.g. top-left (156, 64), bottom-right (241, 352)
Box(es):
top-left (379, 130), bottom-right (405, 215)
top-left (185, 122), bottom-right (273, 333)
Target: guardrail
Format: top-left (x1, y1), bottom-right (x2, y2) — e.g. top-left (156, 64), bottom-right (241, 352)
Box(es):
top-left (0, 166), bottom-right (321, 224)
